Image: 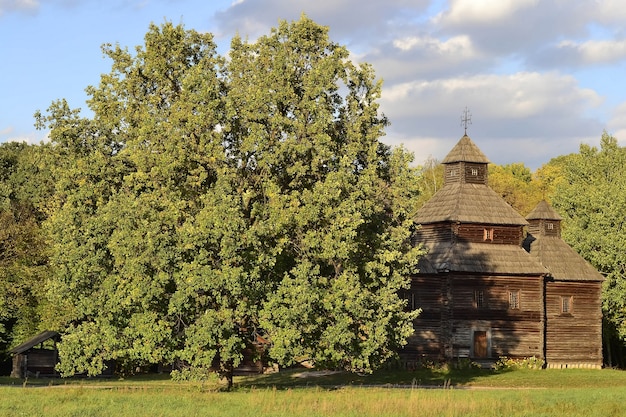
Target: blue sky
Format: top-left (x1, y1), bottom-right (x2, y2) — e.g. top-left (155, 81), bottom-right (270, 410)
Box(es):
top-left (2, 0), bottom-right (626, 169)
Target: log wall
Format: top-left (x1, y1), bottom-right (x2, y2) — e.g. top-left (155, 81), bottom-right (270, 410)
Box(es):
top-left (455, 224), bottom-right (523, 245)
top-left (545, 280), bottom-right (603, 368)
top-left (403, 273), bottom-right (545, 362)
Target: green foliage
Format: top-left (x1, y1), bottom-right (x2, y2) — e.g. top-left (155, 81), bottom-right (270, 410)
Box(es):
top-left (40, 21), bottom-right (224, 377)
top-left (414, 156), bottom-right (444, 209)
top-left (37, 16), bottom-right (423, 383)
top-left (493, 356), bottom-right (545, 371)
top-left (453, 357), bottom-right (481, 370)
top-left (0, 142), bottom-right (53, 352)
top-left (488, 163), bottom-right (543, 216)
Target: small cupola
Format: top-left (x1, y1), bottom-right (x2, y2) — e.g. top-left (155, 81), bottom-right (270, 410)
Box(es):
top-left (526, 200), bottom-right (563, 237)
top-left (441, 135), bottom-right (490, 185)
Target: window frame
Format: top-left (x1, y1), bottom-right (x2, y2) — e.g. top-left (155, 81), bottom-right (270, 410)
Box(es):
top-left (560, 295), bottom-right (573, 315)
top-left (474, 289), bottom-right (485, 308)
top-left (509, 290), bottom-right (520, 310)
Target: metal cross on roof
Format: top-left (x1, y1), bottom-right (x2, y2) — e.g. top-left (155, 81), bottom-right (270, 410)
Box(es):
top-left (461, 106), bottom-right (472, 135)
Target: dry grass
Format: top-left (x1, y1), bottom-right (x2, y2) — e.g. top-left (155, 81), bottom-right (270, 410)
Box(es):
top-left (1, 368), bottom-right (626, 417)
top-left (1, 385), bottom-right (625, 417)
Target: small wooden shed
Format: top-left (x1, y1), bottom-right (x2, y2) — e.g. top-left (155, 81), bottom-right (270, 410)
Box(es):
top-left (10, 331), bottom-right (60, 378)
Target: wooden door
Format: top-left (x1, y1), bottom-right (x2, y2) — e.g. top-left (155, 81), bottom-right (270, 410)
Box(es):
top-left (473, 331), bottom-right (488, 358)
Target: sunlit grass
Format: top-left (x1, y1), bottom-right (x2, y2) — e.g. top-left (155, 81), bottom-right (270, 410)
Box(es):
top-left (1, 385), bottom-right (625, 417)
top-left (1, 368), bottom-right (626, 417)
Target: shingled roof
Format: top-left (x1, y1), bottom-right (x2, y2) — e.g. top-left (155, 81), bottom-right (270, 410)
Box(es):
top-left (441, 135), bottom-right (490, 164)
top-left (524, 200), bottom-right (603, 281)
top-left (524, 235), bottom-right (604, 281)
top-left (418, 241), bottom-right (547, 275)
top-left (526, 200), bottom-right (563, 221)
top-left (415, 183), bottom-right (528, 225)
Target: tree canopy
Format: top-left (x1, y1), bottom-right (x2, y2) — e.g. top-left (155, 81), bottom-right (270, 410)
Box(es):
top-left (34, 17), bottom-right (423, 386)
top-left (0, 142), bottom-right (53, 357)
top-left (488, 162), bottom-right (544, 216)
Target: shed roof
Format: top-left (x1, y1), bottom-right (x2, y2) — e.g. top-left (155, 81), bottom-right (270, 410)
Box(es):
top-left (415, 183), bottom-right (528, 225)
top-left (524, 235), bottom-right (604, 281)
top-left (526, 200), bottom-right (563, 221)
top-left (441, 135), bottom-right (490, 164)
top-left (10, 331), bottom-right (60, 355)
top-left (418, 241), bottom-right (547, 275)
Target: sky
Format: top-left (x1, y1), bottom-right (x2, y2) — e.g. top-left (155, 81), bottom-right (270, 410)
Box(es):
top-left (2, 0), bottom-right (626, 169)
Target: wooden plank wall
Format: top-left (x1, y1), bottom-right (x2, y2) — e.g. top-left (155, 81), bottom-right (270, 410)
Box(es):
top-left (415, 223), bottom-right (524, 245)
top-left (19, 349), bottom-right (58, 377)
top-left (450, 275), bottom-right (544, 359)
top-left (443, 162), bottom-right (487, 185)
top-left (464, 163), bottom-right (487, 185)
top-left (413, 223), bottom-right (453, 245)
top-left (527, 219), bottom-right (560, 237)
top-left (455, 224), bottom-right (523, 245)
top-left (402, 275), bottom-right (444, 359)
top-left (545, 280), bottom-right (603, 368)
top-left (403, 274), bottom-right (545, 361)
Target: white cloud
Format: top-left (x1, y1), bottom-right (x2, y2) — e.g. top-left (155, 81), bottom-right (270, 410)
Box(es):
top-left (363, 35), bottom-right (490, 85)
top-left (382, 72), bottom-right (602, 119)
top-left (607, 101), bottom-right (626, 144)
top-left (435, 0), bottom-right (539, 25)
top-left (392, 34), bottom-right (475, 57)
top-left (1, 125), bottom-right (48, 145)
top-left (212, 0), bottom-right (430, 44)
top-left (593, 0), bottom-right (626, 25)
top-left (6, 133), bottom-right (47, 145)
top-left (379, 71), bottom-right (604, 167)
top-left (0, 126), bottom-right (14, 136)
top-left (0, 0), bottom-right (39, 15)
top-left (558, 39), bottom-right (626, 65)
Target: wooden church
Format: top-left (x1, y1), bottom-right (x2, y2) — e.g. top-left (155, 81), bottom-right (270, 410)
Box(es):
top-left (405, 134), bottom-right (604, 368)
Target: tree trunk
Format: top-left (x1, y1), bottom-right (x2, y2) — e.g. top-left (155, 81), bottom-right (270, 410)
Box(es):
top-left (226, 370), bottom-right (233, 391)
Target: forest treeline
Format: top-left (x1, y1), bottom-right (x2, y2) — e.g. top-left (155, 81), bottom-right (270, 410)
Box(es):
top-left (1, 17), bottom-right (626, 383)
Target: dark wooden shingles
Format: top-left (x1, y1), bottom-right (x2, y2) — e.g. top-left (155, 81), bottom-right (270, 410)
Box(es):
top-left (526, 200), bottom-right (563, 221)
top-left (415, 183), bottom-right (528, 225)
top-left (441, 135), bottom-right (490, 164)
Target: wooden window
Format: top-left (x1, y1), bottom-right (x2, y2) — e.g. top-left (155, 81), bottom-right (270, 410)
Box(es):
top-left (471, 168), bottom-right (478, 176)
top-left (474, 290), bottom-right (485, 308)
top-left (509, 290), bottom-right (520, 310)
top-left (483, 228), bottom-right (494, 241)
top-left (561, 296), bottom-right (573, 314)
top-left (547, 222), bottom-right (554, 230)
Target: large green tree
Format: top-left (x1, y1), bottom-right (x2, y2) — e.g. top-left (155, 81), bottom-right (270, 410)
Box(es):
top-left (222, 19), bottom-right (422, 372)
top-left (38, 17), bottom-right (423, 387)
top-left (39, 22), bottom-right (224, 377)
top-left (0, 142), bottom-right (54, 357)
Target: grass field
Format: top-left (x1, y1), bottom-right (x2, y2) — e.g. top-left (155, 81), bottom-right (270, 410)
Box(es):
top-left (1, 368), bottom-right (626, 416)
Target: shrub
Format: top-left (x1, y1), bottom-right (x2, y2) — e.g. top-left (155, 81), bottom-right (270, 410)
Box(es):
top-left (494, 356), bottom-right (544, 371)
top-left (453, 358), bottom-right (481, 370)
